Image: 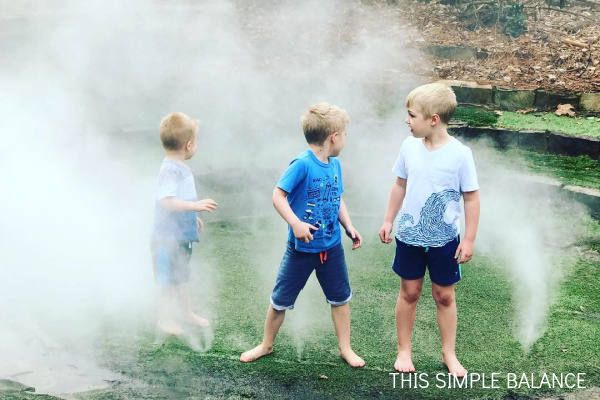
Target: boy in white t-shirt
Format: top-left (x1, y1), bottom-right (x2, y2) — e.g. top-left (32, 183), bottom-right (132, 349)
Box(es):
top-left (378, 83), bottom-right (480, 377)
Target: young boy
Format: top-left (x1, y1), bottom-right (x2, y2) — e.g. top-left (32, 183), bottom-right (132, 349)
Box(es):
top-left (378, 83), bottom-right (480, 377)
top-left (240, 103), bottom-right (365, 367)
top-left (151, 112), bottom-right (218, 335)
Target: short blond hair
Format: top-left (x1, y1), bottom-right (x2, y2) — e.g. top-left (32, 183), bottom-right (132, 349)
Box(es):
top-left (159, 112), bottom-right (198, 151)
top-left (405, 83), bottom-right (457, 124)
top-left (301, 103), bottom-right (350, 145)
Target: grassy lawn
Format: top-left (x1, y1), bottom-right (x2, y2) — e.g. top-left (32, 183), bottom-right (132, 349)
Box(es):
top-left (520, 152), bottom-right (600, 191)
top-left (4, 215), bottom-right (598, 400)
top-left (452, 107), bottom-right (600, 138)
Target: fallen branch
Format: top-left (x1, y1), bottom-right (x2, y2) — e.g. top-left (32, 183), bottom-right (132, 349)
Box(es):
top-left (561, 38), bottom-right (590, 48)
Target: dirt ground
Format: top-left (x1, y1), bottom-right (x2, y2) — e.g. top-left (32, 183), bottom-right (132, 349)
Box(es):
top-left (398, 0), bottom-right (600, 92)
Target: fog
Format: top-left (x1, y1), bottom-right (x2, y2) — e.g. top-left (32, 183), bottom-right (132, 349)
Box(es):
top-left (0, 0), bottom-right (588, 395)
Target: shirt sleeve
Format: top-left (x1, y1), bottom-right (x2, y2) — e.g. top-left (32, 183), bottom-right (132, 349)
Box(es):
top-left (337, 159), bottom-right (344, 195)
top-left (157, 169), bottom-right (179, 200)
top-left (392, 140), bottom-right (408, 179)
top-left (276, 158), bottom-right (307, 194)
top-left (459, 148), bottom-right (479, 192)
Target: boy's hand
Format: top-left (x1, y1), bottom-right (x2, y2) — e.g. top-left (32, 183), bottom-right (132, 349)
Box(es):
top-left (378, 222), bottom-right (393, 244)
top-left (195, 199), bottom-right (218, 212)
top-left (197, 217), bottom-right (204, 233)
top-left (455, 240), bottom-right (474, 264)
top-left (291, 221), bottom-right (317, 243)
top-left (345, 226), bottom-right (362, 250)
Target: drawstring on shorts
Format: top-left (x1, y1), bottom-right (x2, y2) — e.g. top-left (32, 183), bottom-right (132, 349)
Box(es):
top-left (319, 251), bottom-right (328, 264)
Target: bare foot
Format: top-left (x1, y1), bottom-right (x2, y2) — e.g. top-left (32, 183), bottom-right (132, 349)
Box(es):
top-left (157, 319), bottom-right (184, 335)
top-left (187, 312), bottom-right (210, 327)
top-left (394, 350), bottom-right (416, 372)
top-left (240, 344), bottom-right (273, 363)
top-left (340, 348), bottom-right (365, 367)
top-left (442, 353), bottom-right (467, 377)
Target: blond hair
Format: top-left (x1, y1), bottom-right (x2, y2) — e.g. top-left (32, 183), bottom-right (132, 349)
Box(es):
top-left (159, 112), bottom-right (198, 151)
top-left (405, 83), bottom-right (457, 124)
top-left (301, 103), bottom-right (350, 145)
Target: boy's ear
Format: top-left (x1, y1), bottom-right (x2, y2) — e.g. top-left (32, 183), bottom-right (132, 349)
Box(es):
top-left (185, 140), bottom-right (193, 150)
top-left (430, 114), bottom-right (441, 126)
top-left (330, 131), bottom-right (339, 142)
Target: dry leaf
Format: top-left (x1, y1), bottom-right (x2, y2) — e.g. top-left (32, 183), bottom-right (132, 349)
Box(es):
top-left (319, 375), bottom-right (328, 380)
top-left (560, 347), bottom-right (568, 352)
top-left (555, 104), bottom-right (576, 117)
top-left (494, 110), bottom-right (503, 116)
top-left (517, 108), bottom-right (536, 114)
top-left (579, 306), bottom-right (586, 312)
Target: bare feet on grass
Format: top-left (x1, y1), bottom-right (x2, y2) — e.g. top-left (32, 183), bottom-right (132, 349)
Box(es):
top-left (442, 353), bottom-right (467, 377)
top-left (187, 312), bottom-right (210, 327)
top-left (340, 348), bottom-right (365, 368)
top-left (157, 319), bottom-right (184, 336)
top-left (239, 344), bottom-right (273, 363)
top-left (394, 350), bottom-right (416, 372)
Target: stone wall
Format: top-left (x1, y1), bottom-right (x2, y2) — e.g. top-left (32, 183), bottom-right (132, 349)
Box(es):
top-left (439, 80), bottom-right (600, 113)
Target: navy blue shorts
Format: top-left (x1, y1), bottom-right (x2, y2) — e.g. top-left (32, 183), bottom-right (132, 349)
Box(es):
top-left (151, 241), bottom-right (193, 286)
top-left (392, 237), bottom-right (461, 286)
top-left (270, 242), bottom-right (352, 310)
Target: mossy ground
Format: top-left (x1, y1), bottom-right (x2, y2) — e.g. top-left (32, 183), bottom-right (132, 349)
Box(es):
top-left (452, 107), bottom-right (600, 138)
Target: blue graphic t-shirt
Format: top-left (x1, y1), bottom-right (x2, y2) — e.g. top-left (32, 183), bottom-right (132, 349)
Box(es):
top-left (152, 159), bottom-right (199, 243)
top-left (277, 150), bottom-right (344, 253)
top-left (393, 137), bottom-right (479, 247)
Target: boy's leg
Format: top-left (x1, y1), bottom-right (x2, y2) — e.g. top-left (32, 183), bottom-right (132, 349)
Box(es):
top-left (240, 305), bottom-right (285, 362)
top-left (313, 243), bottom-right (364, 367)
top-left (157, 285), bottom-right (184, 335)
top-left (330, 303), bottom-right (365, 367)
top-left (176, 284), bottom-right (210, 327)
top-left (395, 277), bottom-right (423, 372)
top-left (431, 282), bottom-right (466, 377)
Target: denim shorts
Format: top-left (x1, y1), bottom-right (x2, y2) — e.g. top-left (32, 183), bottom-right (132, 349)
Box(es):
top-left (151, 241), bottom-right (193, 286)
top-left (392, 237), bottom-right (461, 286)
top-left (270, 242), bottom-right (352, 310)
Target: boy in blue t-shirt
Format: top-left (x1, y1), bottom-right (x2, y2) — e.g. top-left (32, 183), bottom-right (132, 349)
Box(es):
top-left (379, 83), bottom-right (480, 377)
top-left (240, 103), bottom-right (365, 367)
top-left (151, 112), bottom-right (218, 335)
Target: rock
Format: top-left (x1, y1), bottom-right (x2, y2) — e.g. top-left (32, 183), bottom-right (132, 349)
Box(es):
top-left (547, 132), bottom-right (600, 159)
top-left (580, 93), bottom-right (600, 112)
top-left (494, 87), bottom-right (536, 110)
top-left (437, 80), bottom-right (494, 104)
top-left (534, 90), bottom-right (580, 111)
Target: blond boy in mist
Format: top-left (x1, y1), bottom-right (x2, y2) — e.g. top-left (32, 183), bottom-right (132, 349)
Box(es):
top-left (151, 112), bottom-right (218, 335)
top-left (240, 103), bottom-right (365, 367)
top-left (379, 83), bottom-right (480, 377)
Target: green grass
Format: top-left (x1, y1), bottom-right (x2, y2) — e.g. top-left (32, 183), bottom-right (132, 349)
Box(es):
top-left (498, 112), bottom-right (600, 138)
top-left (522, 152), bottom-right (600, 190)
top-left (452, 106), bottom-right (600, 138)
top-left (453, 107), bottom-right (500, 127)
top-left (6, 216), bottom-right (597, 400)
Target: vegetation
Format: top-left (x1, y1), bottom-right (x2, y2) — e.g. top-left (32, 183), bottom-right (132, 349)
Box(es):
top-left (523, 152), bottom-right (600, 190)
top-left (453, 107), bottom-right (499, 127)
top-left (3, 213), bottom-right (598, 400)
top-left (452, 106), bottom-right (600, 138)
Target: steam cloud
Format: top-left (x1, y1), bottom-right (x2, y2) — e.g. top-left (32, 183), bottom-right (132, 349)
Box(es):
top-left (0, 0), bottom-right (587, 395)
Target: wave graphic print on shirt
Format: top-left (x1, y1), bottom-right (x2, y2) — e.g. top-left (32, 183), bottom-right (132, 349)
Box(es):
top-left (398, 189), bottom-right (460, 246)
top-left (301, 174), bottom-right (340, 238)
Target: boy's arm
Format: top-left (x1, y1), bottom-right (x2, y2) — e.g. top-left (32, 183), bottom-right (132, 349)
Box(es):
top-left (338, 198), bottom-right (362, 250)
top-left (378, 177), bottom-right (407, 244)
top-left (272, 187), bottom-right (317, 243)
top-left (454, 190), bottom-right (480, 264)
top-left (160, 197), bottom-right (218, 213)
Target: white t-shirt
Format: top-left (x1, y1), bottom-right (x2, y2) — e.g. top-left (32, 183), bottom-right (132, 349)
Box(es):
top-left (393, 136), bottom-right (479, 247)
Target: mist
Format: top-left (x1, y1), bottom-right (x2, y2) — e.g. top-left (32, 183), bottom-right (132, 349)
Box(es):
top-left (0, 0), bottom-right (589, 395)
